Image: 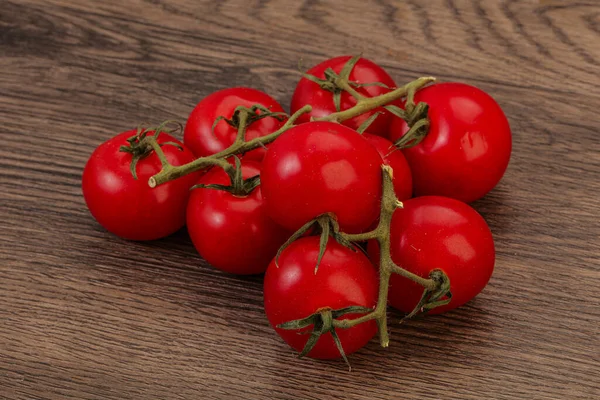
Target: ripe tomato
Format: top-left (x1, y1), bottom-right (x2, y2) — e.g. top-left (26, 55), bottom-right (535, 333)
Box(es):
top-left (290, 56), bottom-right (396, 137)
top-left (363, 133), bottom-right (412, 201)
top-left (368, 196), bottom-right (495, 314)
top-left (389, 82), bottom-right (512, 203)
top-left (82, 129), bottom-right (199, 241)
top-left (264, 236), bottom-right (378, 359)
top-left (184, 87), bottom-right (287, 161)
top-left (186, 160), bottom-right (291, 275)
top-left (261, 121), bottom-right (383, 234)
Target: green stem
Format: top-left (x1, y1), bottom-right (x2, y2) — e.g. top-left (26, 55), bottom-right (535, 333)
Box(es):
top-left (316, 77), bottom-right (435, 124)
top-left (147, 139), bottom-right (170, 168)
top-left (147, 77), bottom-right (435, 188)
top-left (148, 105), bottom-right (311, 188)
top-left (389, 264), bottom-right (436, 289)
top-left (334, 165), bottom-right (439, 347)
top-left (332, 166), bottom-right (396, 346)
top-left (234, 107), bottom-right (250, 144)
top-left (335, 78), bottom-right (366, 100)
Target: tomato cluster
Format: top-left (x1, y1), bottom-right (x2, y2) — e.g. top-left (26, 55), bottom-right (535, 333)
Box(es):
top-left (82, 55), bottom-right (511, 364)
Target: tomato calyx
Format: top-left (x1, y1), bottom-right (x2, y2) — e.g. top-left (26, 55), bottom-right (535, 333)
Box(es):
top-left (190, 156), bottom-right (260, 197)
top-left (277, 305), bottom-right (373, 370)
top-left (119, 121), bottom-right (184, 179)
top-left (386, 101), bottom-right (431, 149)
top-left (302, 54), bottom-right (391, 112)
top-left (384, 76), bottom-right (433, 149)
top-left (403, 269), bottom-right (452, 321)
top-left (212, 104), bottom-right (288, 134)
top-left (275, 213), bottom-right (355, 274)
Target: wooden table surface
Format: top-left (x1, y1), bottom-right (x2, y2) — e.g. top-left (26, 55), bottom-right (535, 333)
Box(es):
top-left (2, 1), bottom-right (599, 399)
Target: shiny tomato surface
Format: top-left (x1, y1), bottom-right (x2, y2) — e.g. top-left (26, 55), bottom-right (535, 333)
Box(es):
top-left (261, 121), bottom-right (383, 233)
top-left (186, 161), bottom-right (290, 274)
top-left (363, 133), bottom-right (412, 201)
top-left (390, 82), bottom-right (512, 202)
top-left (264, 236), bottom-right (378, 359)
top-left (82, 130), bottom-right (199, 240)
top-left (369, 196), bottom-right (495, 314)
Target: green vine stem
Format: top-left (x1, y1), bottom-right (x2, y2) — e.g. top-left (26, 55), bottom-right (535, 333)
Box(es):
top-left (333, 165), bottom-right (449, 348)
top-left (147, 105), bottom-right (311, 188)
top-left (314, 76), bottom-right (434, 125)
top-left (189, 156), bottom-right (262, 197)
top-left (146, 76), bottom-right (435, 188)
top-left (304, 54), bottom-right (434, 148)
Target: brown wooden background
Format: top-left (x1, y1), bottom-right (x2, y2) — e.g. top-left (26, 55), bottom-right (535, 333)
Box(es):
top-left (1, 1), bottom-right (599, 399)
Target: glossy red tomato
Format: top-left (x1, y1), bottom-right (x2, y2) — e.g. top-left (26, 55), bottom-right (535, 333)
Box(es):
top-left (184, 87), bottom-right (287, 161)
top-left (261, 121), bottom-right (383, 234)
top-left (363, 133), bottom-right (412, 201)
top-left (368, 196), bottom-right (495, 314)
top-left (186, 161), bottom-right (290, 275)
top-left (264, 236), bottom-right (378, 359)
top-left (290, 56), bottom-right (396, 137)
top-left (82, 129), bottom-right (199, 240)
top-left (389, 82), bottom-right (512, 203)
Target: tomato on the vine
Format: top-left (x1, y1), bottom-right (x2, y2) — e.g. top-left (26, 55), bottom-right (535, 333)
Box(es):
top-left (82, 129), bottom-right (199, 241)
top-left (261, 121), bottom-right (383, 234)
top-left (184, 87), bottom-right (287, 161)
top-left (186, 160), bottom-right (290, 275)
top-left (368, 196), bottom-right (495, 314)
top-left (389, 82), bottom-right (512, 203)
top-left (291, 56), bottom-right (397, 137)
top-left (264, 236), bottom-right (378, 359)
top-left (363, 133), bottom-right (412, 201)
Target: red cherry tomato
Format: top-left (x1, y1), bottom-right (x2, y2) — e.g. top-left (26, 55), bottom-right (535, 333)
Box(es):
top-left (184, 87), bottom-right (287, 161)
top-left (82, 130), bottom-right (199, 240)
top-left (186, 161), bottom-right (290, 275)
top-left (389, 82), bottom-right (512, 203)
top-left (264, 236), bottom-right (378, 359)
top-left (290, 56), bottom-right (396, 137)
top-left (363, 133), bottom-right (412, 201)
top-left (261, 121), bottom-right (383, 234)
top-left (368, 196), bottom-right (495, 314)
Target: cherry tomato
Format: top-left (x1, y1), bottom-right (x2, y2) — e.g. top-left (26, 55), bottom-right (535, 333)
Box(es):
top-left (184, 87), bottom-right (287, 161)
top-left (368, 196), bottom-right (495, 314)
top-left (389, 82), bottom-right (512, 203)
top-left (363, 133), bottom-right (412, 201)
top-left (82, 130), bottom-right (199, 240)
top-left (290, 56), bottom-right (396, 137)
top-left (261, 121), bottom-right (383, 234)
top-left (186, 161), bottom-right (290, 275)
top-left (264, 236), bottom-right (378, 359)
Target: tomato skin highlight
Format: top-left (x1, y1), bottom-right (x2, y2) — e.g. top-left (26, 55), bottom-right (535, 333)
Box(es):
top-left (390, 82), bottom-right (512, 203)
top-left (82, 130), bottom-right (199, 241)
top-left (291, 56), bottom-right (397, 137)
top-left (186, 161), bottom-right (291, 275)
top-left (260, 121), bottom-right (383, 234)
top-left (363, 133), bottom-right (412, 201)
top-left (184, 87), bottom-right (287, 161)
top-left (264, 236), bottom-right (378, 359)
top-left (368, 196), bottom-right (495, 314)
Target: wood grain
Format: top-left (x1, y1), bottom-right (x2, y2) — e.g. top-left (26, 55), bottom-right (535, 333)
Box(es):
top-left (1, 0), bottom-right (599, 399)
